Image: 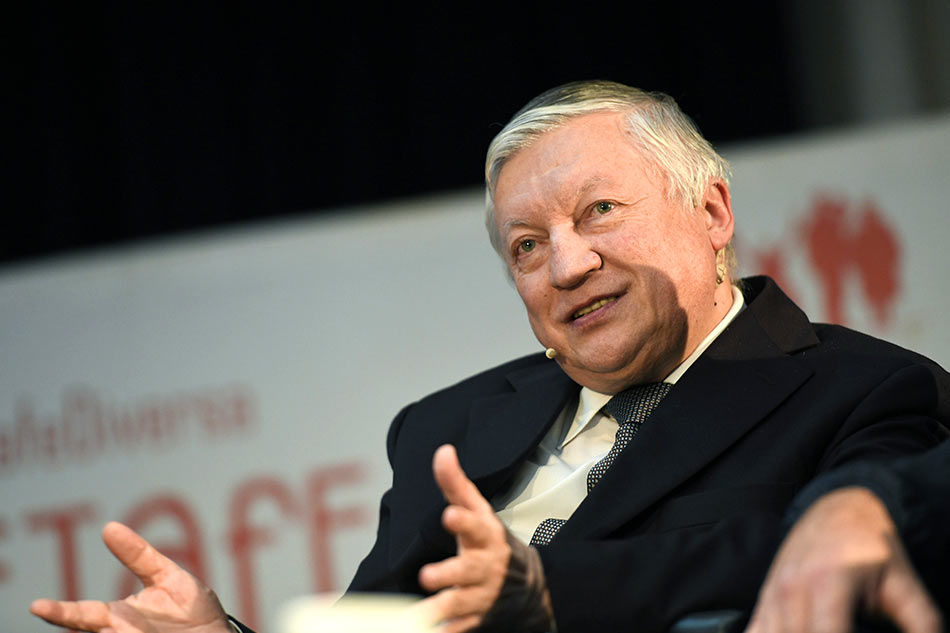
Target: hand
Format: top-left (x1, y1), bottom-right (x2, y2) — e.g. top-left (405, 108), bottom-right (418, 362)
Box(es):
top-left (746, 487), bottom-right (942, 633)
top-left (30, 521), bottom-right (232, 633)
top-left (416, 445), bottom-right (553, 633)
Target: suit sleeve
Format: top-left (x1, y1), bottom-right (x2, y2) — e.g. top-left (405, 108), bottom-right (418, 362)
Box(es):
top-left (786, 440), bottom-right (950, 617)
top-left (886, 442), bottom-right (950, 614)
top-left (347, 404), bottom-right (412, 593)
top-left (539, 365), bottom-right (949, 633)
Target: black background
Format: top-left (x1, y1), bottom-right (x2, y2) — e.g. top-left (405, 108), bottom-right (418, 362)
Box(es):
top-left (9, 4), bottom-right (805, 265)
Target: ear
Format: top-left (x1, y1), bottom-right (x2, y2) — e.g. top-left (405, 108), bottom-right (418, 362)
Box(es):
top-left (701, 179), bottom-right (734, 251)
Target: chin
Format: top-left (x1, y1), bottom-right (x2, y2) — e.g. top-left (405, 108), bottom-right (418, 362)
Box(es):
top-left (569, 345), bottom-right (672, 387)
top-left (572, 338), bottom-right (642, 370)
top-left (562, 357), bottom-right (637, 389)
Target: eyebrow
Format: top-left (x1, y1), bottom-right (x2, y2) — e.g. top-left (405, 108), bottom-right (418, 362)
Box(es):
top-left (501, 218), bottom-right (533, 236)
top-left (499, 176), bottom-right (616, 238)
top-left (575, 177), bottom-right (609, 197)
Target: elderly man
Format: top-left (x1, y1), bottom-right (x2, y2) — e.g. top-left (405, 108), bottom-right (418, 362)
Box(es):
top-left (30, 81), bottom-right (950, 633)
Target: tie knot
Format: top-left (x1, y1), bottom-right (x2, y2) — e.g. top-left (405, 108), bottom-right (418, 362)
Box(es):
top-left (602, 382), bottom-right (672, 424)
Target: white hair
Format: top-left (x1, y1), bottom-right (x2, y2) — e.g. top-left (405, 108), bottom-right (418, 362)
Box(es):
top-left (484, 80), bottom-right (734, 271)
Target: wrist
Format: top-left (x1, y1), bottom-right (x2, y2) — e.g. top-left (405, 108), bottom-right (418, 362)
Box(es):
top-left (808, 487), bottom-right (894, 530)
top-left (480, 531), bottom-right (556, 632)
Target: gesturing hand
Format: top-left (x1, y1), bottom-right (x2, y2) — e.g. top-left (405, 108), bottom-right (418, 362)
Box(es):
top-left (746, 487), bottom-right (942, 633)
top-left (416, 444), bottom-right (553, 633)
top-left (30, 521), bottom-right (232, 633)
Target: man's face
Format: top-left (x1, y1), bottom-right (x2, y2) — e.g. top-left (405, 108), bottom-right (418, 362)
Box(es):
top-left (492, 111), bottom-right (734, 393)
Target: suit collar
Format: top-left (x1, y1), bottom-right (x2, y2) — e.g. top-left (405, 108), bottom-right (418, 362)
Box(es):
top-left (557, 352), bottom-right (812, 539)
top-left (556, 276), bottom-right (819, 539)
top-left (458, 358), bottom-right (578, 494)
top-left (724, 276), bottom-right (820, 357)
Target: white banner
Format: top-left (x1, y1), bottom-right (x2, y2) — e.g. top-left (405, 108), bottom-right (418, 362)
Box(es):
top-left (727, 115), bottom-right (950, 364)
top-left (2, 114), bottom-right (948, 632)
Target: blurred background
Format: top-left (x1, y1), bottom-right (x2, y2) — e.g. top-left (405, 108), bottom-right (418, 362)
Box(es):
top-left (9, 1), bottom-right (950, 265)
top-left (4, 3), bottom-right (950, 632)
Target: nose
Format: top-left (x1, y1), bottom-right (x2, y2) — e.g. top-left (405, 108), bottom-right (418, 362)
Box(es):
top-left (548, 229), bottom-right (602, 289)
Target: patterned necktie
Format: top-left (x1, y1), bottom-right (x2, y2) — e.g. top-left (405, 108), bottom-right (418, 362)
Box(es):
top-left (529, 382), bottom-right (672, 546)
top-left (587, 382), bottom-right (672, 490)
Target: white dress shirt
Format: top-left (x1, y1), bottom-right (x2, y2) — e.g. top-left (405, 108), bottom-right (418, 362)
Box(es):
top-left (493, 286), bottom-right (745, 543)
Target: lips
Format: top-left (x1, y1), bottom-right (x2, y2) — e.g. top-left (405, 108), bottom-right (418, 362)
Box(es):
top-left (572, 296), bottom-right (618, 320)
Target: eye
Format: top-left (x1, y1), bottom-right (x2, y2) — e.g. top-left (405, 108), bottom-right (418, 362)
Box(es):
top-left (519, 239), bottom-right (536, 253)
top-left (595, 201), bottom-right (614, 214)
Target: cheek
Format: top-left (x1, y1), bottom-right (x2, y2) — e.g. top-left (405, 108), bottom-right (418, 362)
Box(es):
top-left (603, 233), bottom-right (663, 269)
top-left (516, 281), bottom-right (555, 326)
top-left (599, 216), bottom-right (664, 256)
top-left (645, 219), bottom-right (707, 272)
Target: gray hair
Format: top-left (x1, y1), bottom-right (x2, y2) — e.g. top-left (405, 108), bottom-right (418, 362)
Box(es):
top-left (484, 80), bottom-right (735, 272)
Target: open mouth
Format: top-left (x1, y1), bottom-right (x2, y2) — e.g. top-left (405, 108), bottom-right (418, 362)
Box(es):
top-left (572, 296), bottom-right (618, 320)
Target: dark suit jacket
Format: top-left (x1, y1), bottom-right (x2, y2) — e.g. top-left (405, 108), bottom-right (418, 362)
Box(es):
top-left (881, 442), bottom-right (950, 615)
top-left (789, 438), bottom-right (950, 619)
top-left (348, 277), bottom-right (950, 632)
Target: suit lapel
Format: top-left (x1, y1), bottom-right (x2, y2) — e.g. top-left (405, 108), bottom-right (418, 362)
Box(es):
top-left (557, 277), bottom-right (821, 540)
top-left (558, 354), bottom-right (812, 539)
top-left (385, 358), bottom-right (578, 578)
top-left (457, 359), bottom-right (579, 497)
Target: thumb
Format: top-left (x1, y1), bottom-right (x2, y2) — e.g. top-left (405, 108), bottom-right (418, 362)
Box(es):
top-left (432, 445), bottom-right (491, 513)
top-left (101, 521), bottom-right (182, 587)
top-left (874, 554), bottom-right (942, 633)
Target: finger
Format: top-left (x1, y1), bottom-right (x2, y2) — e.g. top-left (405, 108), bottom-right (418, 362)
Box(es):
top-left (806, 572), bottom-right (860, 633)
top-left (441, 504), bottom-right (501, 550)
top-left (752, 598), bottom-right (797, 633)
top-left (419, 553), bottom-right (492, 592)
top-left (751, 575), bottom-right (812, 633)
top-left (418, 586), bottom-right (493, 626)
top-left (876, 561), bottom-right (942, 633)
top-left (746, 586), bottom-right (785, 633)
top-left (30, 598), bottom-right (111, 631)
top-left (101, 521), bottom-right (179, 588)
top-left (432, 445), bottom-right (492, 514)
top-left (436, 613), bottom-right (483, 633)
top-left (744, 607), bottom-right (766, 633)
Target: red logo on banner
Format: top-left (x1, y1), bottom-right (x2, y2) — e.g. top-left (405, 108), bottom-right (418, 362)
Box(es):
top-left (749, 194), bottom-right (901, 328)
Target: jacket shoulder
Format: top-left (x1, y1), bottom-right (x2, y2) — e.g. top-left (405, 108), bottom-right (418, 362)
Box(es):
top-left (410, 352), bottom-right (551, 407)
top-left (808, 323), bottom-right (950, 401)
top-left (742, 275), bottom-right (948, 373)
top-left (384, 352), bottom-right (554, 452)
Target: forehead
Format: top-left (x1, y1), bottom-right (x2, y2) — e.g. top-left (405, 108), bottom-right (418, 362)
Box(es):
top-left (493, 111), bottom-right (659, 218)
